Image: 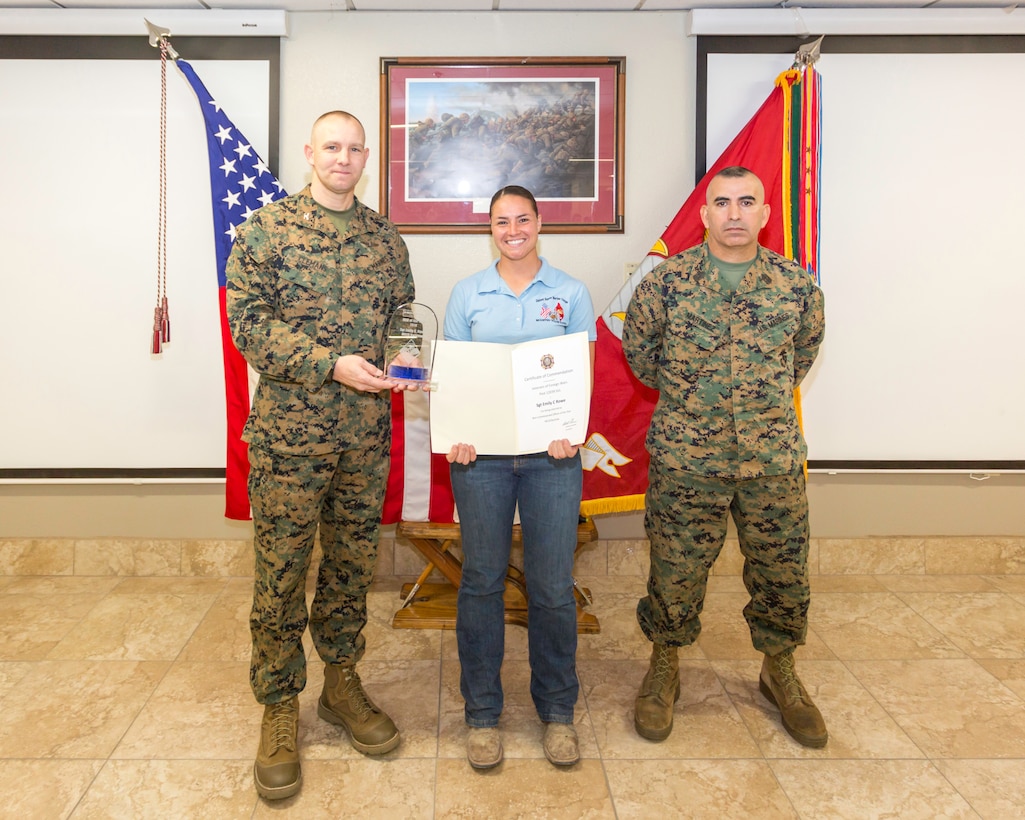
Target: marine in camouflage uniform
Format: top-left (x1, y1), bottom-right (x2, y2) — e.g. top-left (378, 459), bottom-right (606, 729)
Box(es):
top-left (622, 166), bottom-right (828, 748)
top-left (229, 183), bottom-right (412, 698)
top-left (226, 111), bottom-right (415, 800)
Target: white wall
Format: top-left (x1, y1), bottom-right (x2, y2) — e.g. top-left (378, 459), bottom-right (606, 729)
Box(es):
top-left (2, 9), bottom-right (1023, 539)
top-left (276, 11), bottom-right (692, 324)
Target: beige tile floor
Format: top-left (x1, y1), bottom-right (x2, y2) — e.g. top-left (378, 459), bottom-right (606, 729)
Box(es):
top-left (3, 567), bottom-right (1025, 818)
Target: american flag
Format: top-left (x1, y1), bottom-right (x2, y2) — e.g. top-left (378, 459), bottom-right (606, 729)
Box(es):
top-left (176, 59), bottom-right (287, 520)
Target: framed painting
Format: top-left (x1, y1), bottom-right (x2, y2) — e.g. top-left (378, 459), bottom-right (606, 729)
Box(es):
top-left (379, 56), bottom-right (625, 234)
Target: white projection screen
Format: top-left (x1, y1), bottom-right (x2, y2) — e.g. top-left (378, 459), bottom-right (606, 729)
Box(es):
top-left (0, 37), bottom-right (279, 479)
top-left (699, 36), bottom-right (1025, 471)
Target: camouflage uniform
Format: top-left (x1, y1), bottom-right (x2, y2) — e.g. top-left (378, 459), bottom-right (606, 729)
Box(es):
top-left (227, 186), bottom-right (414, 704)
top-left (622, 243), bottom-right (825, 656)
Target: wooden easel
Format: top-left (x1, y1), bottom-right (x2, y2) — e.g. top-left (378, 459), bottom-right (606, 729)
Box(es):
top-left (392, 519), bottom-right (600, 633)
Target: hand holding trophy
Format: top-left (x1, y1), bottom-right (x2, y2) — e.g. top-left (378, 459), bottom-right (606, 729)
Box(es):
top-left (385, 302), bottom-right (438, 388)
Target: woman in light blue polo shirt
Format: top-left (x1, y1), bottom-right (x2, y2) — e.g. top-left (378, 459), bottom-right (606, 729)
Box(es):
top-left (444, 185), bottom-right (596, 771)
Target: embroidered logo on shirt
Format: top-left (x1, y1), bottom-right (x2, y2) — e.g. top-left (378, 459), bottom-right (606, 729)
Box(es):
top-left (539, 301), bottom-right (565, 322)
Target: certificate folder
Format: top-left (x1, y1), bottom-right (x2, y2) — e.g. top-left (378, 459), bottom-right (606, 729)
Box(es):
top-left (429, 332), bottom-right (591, 456)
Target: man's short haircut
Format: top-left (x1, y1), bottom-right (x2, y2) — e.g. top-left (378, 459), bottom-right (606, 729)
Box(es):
top-left (311, 110), bottom-right (365, 140)
top-left (715, 165), bottom-right (756, 181)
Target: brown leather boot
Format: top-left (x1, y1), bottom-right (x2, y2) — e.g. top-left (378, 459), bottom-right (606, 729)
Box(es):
top-left (318, 664), bottom-right (400, 754)
top-left (254, 697), bottom-right (301, 800)
top-left (634, 643), bottom-right (681, 741)
top-left (759, 651), bottom-right (828, 748)
top-left (466, 727), bottom-right (503, 770)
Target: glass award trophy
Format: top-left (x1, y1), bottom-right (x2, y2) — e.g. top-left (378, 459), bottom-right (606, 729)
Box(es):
top-left (385, 302), bottom-right (437, 384)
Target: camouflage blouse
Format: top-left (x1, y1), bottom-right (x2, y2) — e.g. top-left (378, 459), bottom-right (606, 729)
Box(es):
top-left (226, 187), bottom-right (414, 455)
top-left (622, 243), bottom-right (825, 479)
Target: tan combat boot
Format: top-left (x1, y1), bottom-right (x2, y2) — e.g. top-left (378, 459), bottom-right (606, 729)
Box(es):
top-left (318, 664), bottom-right (400, 754)
top-left (634, 643), bottom-right (681, 741)
top-left (254, 697), bottom-right (301, 800)
top-left (759, 651), bottom-right (828, 748)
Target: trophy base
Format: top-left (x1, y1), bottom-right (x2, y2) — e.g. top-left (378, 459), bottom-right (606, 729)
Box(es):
top-left (388, 365), bottom-right (430, 382)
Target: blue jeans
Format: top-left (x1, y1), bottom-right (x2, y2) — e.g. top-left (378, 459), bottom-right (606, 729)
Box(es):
top-left (450, 453), bottom-right (582, 727)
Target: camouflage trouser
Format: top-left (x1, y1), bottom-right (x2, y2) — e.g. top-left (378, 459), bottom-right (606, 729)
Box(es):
top-left (637, 462), bottom-right (810, 656)
top-left (247, 441), bottom-right (388, 704)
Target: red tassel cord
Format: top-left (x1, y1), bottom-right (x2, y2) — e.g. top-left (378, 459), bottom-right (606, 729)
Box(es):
top-left (151, 305), bottom-right (163, 354)
top-left (160, 296), bottom-right (170, 343)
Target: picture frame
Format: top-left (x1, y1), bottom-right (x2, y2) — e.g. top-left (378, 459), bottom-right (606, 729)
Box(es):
top-left (379, 56), bottom-right (625, 234)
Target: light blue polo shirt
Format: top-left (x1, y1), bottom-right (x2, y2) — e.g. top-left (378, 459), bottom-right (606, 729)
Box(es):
top-left (443, 257), bottom-right (596, 344)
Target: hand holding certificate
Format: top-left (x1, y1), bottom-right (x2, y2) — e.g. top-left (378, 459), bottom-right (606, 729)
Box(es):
top-left (429, 332), bottom-right (591, 455)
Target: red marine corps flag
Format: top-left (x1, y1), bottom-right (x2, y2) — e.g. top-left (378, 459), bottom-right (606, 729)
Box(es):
top-left (579, 55), bottom-right (823, 516)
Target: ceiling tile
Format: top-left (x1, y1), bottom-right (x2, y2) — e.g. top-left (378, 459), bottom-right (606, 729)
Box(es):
top-left (0, 1), bottom-right (1018, 16)
top-left (499, 0), bottom-right (639, 10)
top-left (53, 0), bottom-right (206, 7)
top-left (353, 0), bottom-right (494, 9)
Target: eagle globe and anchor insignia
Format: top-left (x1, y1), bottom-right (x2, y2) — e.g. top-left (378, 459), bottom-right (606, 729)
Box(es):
top-left (537, 345), bottom-right (632, 480)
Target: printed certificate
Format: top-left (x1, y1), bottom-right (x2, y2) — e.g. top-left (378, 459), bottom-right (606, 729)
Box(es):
top-left (429, 332), bottom-right (591, 456)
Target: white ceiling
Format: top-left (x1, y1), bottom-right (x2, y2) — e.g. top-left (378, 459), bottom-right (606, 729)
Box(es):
top-left (0, 0), bottom-right (1019, 14)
